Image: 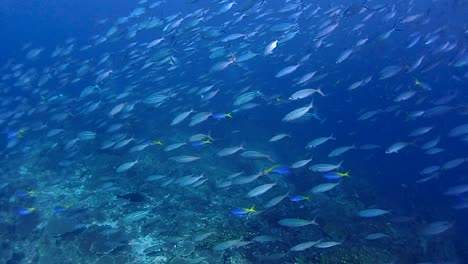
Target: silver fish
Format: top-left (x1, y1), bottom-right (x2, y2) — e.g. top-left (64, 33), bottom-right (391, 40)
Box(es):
top-left (264, 40), bottom-right (278, 55)
top-left (306, 134), bottom-right (336, 149)
top-left (115, 160), bottom-right (138, 173)
top-left (309, 161), bottom-right (343, 172)
top-left (170, 155), bottom-right (201, 163)
top-left (264, 192), bottom-right (290, 208)
top-left (357, 209), bottom-right (389, 218)
top-left (217, 145), bottom-right (244, 157)
top-left (282, 102), bottom-right (314, 122)
top-left (289, 88), bottom-right (324, 100)
top-left (278, 218), bottom-right (317, 227)
top-left (290, 239), bottom-right (323, 251)
top-left (164, 142), bottom-right (186, 152)
top-left (314, 240), bottom-right (343, 248)
top-left (171, 110), bottom-right (194, 126)
top-left (247, 183), bottom-right (276, 197)
top-left (311, 182), bottom-right (340, 193)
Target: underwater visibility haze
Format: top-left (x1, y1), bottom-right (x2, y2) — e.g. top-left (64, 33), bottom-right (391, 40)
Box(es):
top-left (1, 0), bottom-right (468, 263)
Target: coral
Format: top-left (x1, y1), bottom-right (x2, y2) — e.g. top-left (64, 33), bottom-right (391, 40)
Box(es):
top-left (317, 246), bottom-right (392, 264)
top-left (173, 241), bottom-right (195, 257)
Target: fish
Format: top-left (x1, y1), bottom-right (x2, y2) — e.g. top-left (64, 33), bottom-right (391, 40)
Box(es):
top-left (282, 102), bottom-right (314, 122)
top-left (357, 209), bottom-right (390, 218)
top-left (311, 182), bottom-right (341, 193)
top-left (264, 40), bottom-right (278, 55)
top-left (115, 160), bottom-right (138, 173)
top-left (123, 210), bottom-right (149, 223)
top-left (230, 206), bottom-right (256, 215)
top-left (189, 133), bottom-right (213, 142)
top-left (1, 0), bottom-right (466, 258)
top-left (269, 133), bottom-right (291, 142)
top-left (336, 48), bottom-right (353, 64)
top-left (444, 184), bottom-right (468, 196)
top-left (189, 112), bottom-right (212, 126)
top-left (365, 233), bottom-right (390, 240)
top-left (240, 150), bottom-right (273, 162)
top-left (305, 134), bottom-right (336, 149)
top-left (448, 124), bottom-right (468, 137)
top-left (169, 155), bottom-right (201, 163)
top-left (213, 238), bottom-right (250, 251)
top-left (247, 183), bottom-right (276, 197)
top-left (395, 91), bottom-right (416, 102)
top-left (408, 126), bottom-right (433, 137)
top-left (237, 51), bottom-right (258, 62)
top-left (441, 158), bottom-right (465, 170)
top-left (193, 231), bottom-right (215, 242)
top-left (78, 131), bottom-right (96, 140)
top-left (290, 158), bottom-right (313, 169)
top-left (323, 171), bottom-right (350, 180)
top-left (129, 143), bottom-right (151, 153)
top-left (252, 235), bottom-right (281, 243)
top-left (264, 192), bottom-right (290, 208)
top-left (289, 88), bottom-right (325, 100)
top-left (47, 129), bottom-right (64, 137)
top-left (278, 218), bottom-right (317, 227)
top-left (315, 22), bottom-right (339, 39)
top-left (290, 239), bottom-right (323, 251)
top-left (232, 171), bottom-right (263, 185)
top-left (309, 161), bottom-right (343, 172)
top-left (171, 109), bottom-right (194, 126)
top-left (270, 166), bottom-right (291, 175)
top-left (164, 142), bottom-right (186, 152)
top-left (217, 145), bottom-right (244, 157)
top-left (191, 139), bottom-right (212, 148)
top-left (212, 112), bottom-right (232, 120)
top-left (385, 142), bottom-right (409, 154)
top-left (233, 91), bottom-right (260, 106)
top-left (328, 145), bottom-right (355, 157)
top-left (275, 64), bottom-right (301, 78)
top-left (109, 102), bottom-right (127, 117)
top-left (177, 174), bottom-right (205, 186)
top-left (290, 195), bottom-right (310, 202)
top-left (379, 65), bottom-right (402, 79)
top-left (296, 71), bottom-right (317, 85)
top-left (314, 240), bottom-right (343, 248)
top-left (422, 221), bottom-right (453, 236)
top-left (17, 207), bottom-right (36, 216)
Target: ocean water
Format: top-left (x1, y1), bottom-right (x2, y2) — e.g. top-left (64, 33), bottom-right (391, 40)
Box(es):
top-left (0, 0), bottom-right (467, 263)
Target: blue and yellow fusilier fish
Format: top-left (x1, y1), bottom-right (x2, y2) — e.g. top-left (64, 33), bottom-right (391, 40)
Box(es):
top-left (323, 171), bottom-right (350, 180)
top-left (16, 190), bottom-right (37, 198)
top-left (264, 164), bottom-right (291, 175)
top-left (191, 139), bottom-right (212, 147)
top-left (152, 139), bottom-right (163, 145)
top-left (290, 195), bottom-right (310, 202)
top-left (53, 204), bottom-right (73, 213)
top-left (230, 206), bottom-right (256, 215)
top-left (17, 207), bottom-right (36, 215)
top-left (212, 112), bottom-right (232, 120)
top-left (7, 128), bottom-right (26, 139)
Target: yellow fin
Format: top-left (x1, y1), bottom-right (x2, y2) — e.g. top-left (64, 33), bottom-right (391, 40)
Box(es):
top-left (152, 140), bottom-right (163, 145)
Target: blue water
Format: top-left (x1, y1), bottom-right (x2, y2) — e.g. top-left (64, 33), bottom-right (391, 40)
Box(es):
top-left (0, 0), bottom-right (467, 263)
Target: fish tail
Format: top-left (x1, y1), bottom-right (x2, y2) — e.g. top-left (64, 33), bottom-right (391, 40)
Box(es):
top-left (316, 88), bottom-right (326, 96)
